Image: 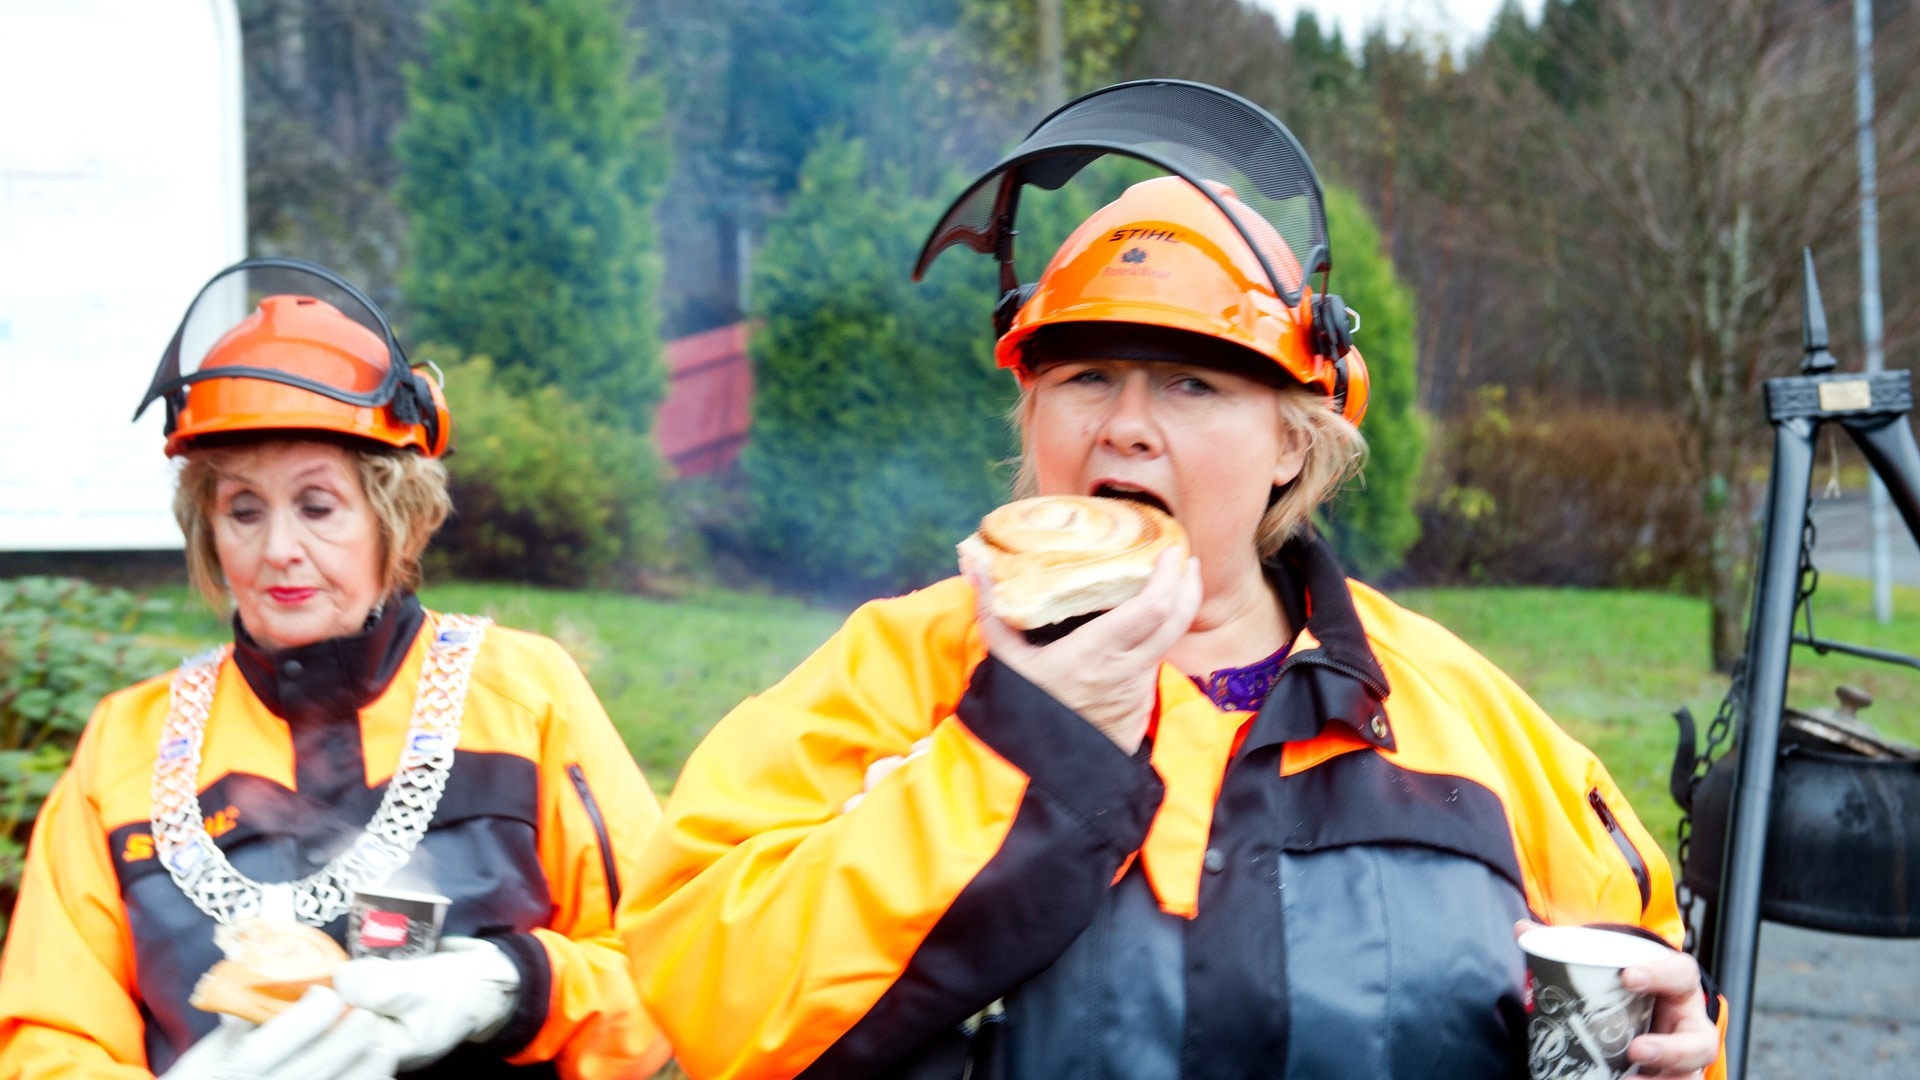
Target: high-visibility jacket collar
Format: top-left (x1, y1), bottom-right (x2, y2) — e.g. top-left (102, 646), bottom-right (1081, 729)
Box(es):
top-left (1241, 531), bottom-right (1393, 755)
top-left (231, 592), bottom-right (423, 726)
top-left (1133, 531), bottom-right (1393, 919)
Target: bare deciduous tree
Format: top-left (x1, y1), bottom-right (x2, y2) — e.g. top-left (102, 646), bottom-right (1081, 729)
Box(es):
top-left (1548, 0), bottom-right (1920, 669)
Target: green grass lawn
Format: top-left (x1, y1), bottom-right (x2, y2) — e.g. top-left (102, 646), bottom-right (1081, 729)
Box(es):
top-left (135, 574), bottom-right (1920, 861)
top-left (1393, 574), bottom-right (1920, 859)
top-left (420, 583), bottom-right (846, 788)
top-left (139, 582), bottom-right (847, 793)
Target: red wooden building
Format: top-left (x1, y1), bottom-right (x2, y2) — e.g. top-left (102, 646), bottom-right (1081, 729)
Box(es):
top-left (655, 322), bottom-right (752, 477)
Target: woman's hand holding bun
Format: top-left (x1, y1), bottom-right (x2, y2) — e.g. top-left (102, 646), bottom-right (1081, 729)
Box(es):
top-left (972, 547), bottom-right (1202, 753)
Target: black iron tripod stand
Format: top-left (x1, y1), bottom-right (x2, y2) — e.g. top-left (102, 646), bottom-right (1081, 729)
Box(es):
top-left (1692, 252), bottom-right (1920, 1078)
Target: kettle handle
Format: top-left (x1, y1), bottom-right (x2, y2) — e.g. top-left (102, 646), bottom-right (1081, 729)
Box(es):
top-left (1670, 706), bottom-right (1699, 810)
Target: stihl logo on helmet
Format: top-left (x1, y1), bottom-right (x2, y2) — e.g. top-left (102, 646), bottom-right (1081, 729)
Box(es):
top-left (1107, 228), bottom-right (1182, 244)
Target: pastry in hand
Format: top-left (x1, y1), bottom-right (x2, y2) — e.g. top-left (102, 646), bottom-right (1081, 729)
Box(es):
top-left (958, 495), bottom-right (1189, 639)
top-left (188, 919), bottom-right (348, 1024)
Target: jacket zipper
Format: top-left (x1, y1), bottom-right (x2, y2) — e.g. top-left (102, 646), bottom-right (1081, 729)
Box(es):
top-left (567, 764), bottom-right (621, 916)
top-left (1589, 788), bottom-right (1651, 911)
top-left (1278, 651), bottom-right (1390, 699)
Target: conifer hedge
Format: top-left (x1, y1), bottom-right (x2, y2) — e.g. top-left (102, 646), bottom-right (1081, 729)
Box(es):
top-left (396, 0), bottom-right (669, 430)
top-left (1320, 184), bottom-right (1425, 577)
top-left (742, 137), bottom-right (1013, 597)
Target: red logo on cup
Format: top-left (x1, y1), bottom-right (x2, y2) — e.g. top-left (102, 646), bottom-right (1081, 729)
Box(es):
top-left (359, 909), bottom-right (410, 949)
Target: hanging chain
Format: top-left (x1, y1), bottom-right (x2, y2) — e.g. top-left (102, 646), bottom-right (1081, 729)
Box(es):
top-left (1675, 655), bottom-right (1743, 951)
top-left (1675, 494), bottom-right (1821, 948)
top-left (1793, 498), bottom-right (1823, 646)
top-left (151, 614), bottom-right (491, 926)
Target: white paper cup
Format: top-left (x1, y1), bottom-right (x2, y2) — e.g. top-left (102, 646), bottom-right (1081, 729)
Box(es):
top-left (347, 886), bottom-right (450, 960)
top-left (1518, 926), bottom-right (1674, 1080)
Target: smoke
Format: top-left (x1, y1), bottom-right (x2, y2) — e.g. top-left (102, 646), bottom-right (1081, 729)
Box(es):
top-left (377, 843), bottom-right (444, 900)
top-left (649, 1), bottom-right (1031, 338)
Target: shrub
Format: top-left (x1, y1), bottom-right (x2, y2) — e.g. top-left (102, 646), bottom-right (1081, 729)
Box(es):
top-left (429, 355), bottom-right (690, 589)
top-left (1319, 183), bottom-right (1426, 578)
top-left (0, 578), bottom-right (168, 937)
top-left (1405, 387), bottom-right (1709, 590)
top-left (396, 0), bottom-right (669, 430)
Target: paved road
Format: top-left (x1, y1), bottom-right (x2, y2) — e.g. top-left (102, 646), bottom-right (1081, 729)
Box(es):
top-left (1745, 920), bottom-right (1920, 1077)
top-left (1736, 492), bottom-right (1920, 1077)
top-left (1806, 491), bottom-right (1920, 587)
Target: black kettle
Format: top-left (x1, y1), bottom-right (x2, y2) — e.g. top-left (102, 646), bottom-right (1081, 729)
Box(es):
top-left (1675, 686), bottom-right (1920, 938)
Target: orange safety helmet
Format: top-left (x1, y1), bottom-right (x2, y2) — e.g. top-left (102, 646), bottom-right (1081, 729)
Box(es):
top-left (996, 175), bottom-right (1369, 425)
top-left (134, 258), bottom-right (450, 458)
top-left (913, 80), bottom-right (1368, 426)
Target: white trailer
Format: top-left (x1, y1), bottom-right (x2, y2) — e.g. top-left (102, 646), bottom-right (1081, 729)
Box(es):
top-left (0, 0), bottom-right (243, 551)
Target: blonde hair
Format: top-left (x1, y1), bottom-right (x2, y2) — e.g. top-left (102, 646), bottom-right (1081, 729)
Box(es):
top-left (1010, 382), bottom-right (1368, 559)
top-left (174, 441), bottom-right (452, 610)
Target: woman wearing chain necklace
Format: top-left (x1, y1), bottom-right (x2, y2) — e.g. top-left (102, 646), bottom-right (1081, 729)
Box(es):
top-left (0, 259), bottom-right (671, 1079)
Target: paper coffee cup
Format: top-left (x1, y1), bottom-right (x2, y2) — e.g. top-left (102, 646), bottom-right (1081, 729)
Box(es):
top-left (347, 886), bottom-right (450, 960)
top-left (1518, 925), bottom-right (1673, 1080)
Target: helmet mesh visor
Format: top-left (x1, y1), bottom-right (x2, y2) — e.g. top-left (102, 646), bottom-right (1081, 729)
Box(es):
top-left (174, 263), bottom-right (389, 380)
top-left (135, 258), bottom-right (407, 424)
top-left (917, 80), bottom-right (1327, 304)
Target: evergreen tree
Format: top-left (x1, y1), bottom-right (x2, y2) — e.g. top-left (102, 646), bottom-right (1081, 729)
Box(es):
top-left (1481, 0), bottom-right (1543, 91)
top-left (1291, 11), bottom-right (1357, 98)
top-left (241, 0), bottom-right (426, 315)
top-left (720, 0), bottom-right (894, 205)
top-left (1533, 0), bottom-right (1609, 111)
top-left (743, 135), bottom-right (1013, 597)
top-left (396, 0), bottom-right (668, 427)
top-left (1321, 182), bottom-right (1425, 577)
top-left (959, 0), bottom-right (1141, 111)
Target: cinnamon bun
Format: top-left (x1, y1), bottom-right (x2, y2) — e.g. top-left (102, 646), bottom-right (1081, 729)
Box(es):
top-left (958, 495), bottom-right (1189, 633)
top-left (188, 919), bottom-right (348, 1024)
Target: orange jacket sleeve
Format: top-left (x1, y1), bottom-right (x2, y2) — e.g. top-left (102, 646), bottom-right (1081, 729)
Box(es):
top-left (626, 583), bottom-right (1165, 1080)
top-left (0, 716), bottom-right (154, 1078)
top-left (501, 638), bottom-right (672, 1080)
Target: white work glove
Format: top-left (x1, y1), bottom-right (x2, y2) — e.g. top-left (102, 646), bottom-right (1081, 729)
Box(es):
top-left (164, 986), bottom-right (400, 1080)
top-left (331, 936), bottom-right (522, 1072)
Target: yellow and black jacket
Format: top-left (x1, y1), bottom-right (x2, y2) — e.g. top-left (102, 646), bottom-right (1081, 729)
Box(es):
top-left (630, 534), bottom-right (1722, 1080)
top-left (0, 596), bottom-right (670, 1080)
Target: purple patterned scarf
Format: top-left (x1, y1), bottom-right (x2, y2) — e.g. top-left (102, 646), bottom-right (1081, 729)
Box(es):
top-left (1191, 644), bottom-right (1291, 713)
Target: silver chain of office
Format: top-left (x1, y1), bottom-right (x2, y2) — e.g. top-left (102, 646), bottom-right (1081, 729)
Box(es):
top-left (150, 614), bottom-right (491, 926)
